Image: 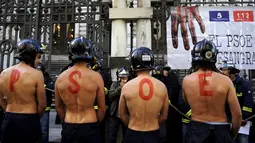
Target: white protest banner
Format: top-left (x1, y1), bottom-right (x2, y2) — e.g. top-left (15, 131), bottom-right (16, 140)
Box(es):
top-left (167, 6), bottom-right (255, 69)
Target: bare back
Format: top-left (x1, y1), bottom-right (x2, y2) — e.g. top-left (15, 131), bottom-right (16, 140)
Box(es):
top-left (55, 65), bottom-right (105, 123)
top-left (121, 75), bottom-right (168, 131)
top-left (0, 63), bottom-right (45, 114)
top-left (182, 70), bottom-right (239, 122)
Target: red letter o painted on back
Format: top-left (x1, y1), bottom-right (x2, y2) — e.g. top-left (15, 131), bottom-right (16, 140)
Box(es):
top-left (139, 78), bottom-right (154, 101)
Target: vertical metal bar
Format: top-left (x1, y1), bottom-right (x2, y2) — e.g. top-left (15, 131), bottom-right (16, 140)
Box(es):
top-left (48, 24), bottom-right (53, 74)
top-left (13, 26), bottom-right (19, 65)
top-left (0, 52), bottom-right (4, 71)
top-left (6, 26), bottom-right (13, 67)
top-left (161, 0), bottom-right (166, 64)
top-left (35, 0), bottom-right (42, 40)
top-left (0, 25), bottom-right (7, 70)
top-left (106, 31), bottom-right (110, 68)
top-left (28, 1), bottom-right (33, 38)
top-left (42, 25), bottom-right (48, 64)
top-left (92, 3), bottom-right (96, 42)
top-left (130, 1), bottom-right (134, 53)
top-left (99, 1), bottom-right (104, 61)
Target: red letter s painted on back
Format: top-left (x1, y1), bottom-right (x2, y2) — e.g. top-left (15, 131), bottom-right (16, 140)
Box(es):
top-left (68, 71), bottom-right (82, 94)
top-left (9, 70), bottom-right (20, 92)
top-left (198, 73), bottom-right (213, 96)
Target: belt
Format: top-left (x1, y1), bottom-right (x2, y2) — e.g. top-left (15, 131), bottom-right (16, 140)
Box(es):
top-left (94, 106), bottom-right (109, 110)
top-left (182, 109), bottom-right (192, 124)
top-left (182, 118), bottom-right (190, 124)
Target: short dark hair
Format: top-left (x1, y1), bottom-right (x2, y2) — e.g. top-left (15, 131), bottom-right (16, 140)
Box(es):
top-left (192, 61), bottom-right (221, 73)
top-left (72, 58), bottom-right (91, 64)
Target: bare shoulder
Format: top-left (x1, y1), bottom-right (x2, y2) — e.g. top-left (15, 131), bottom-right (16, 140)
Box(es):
top-left (55, 69), bottom-right (70, 84)
top-left (122, 78), bottom-right (135, 91)
top-left (182, 74), bottom-right (193, 86)
top-left (121, 80), bottom-right (130, 97)
top-left (0, 68), bottom-right (7, 87)
top-left (28, 69), bottom-right (43, 84)
top-left (1, 66), bottom-right (15, 75)
top-left (152, 77), bottom-right (166, 88)
top-left (123, 78), bottom-right (134, 88)
top-left (0, 66), bottom-right (18, 78)
top-left (91, 70), bottom-right (103, 81)
top-left (92, 70), bottom-right (102, 78)
top-left (34, 68), bottom-right (43, 76)
top-left (216, 72), bottom-right (233, 85)
top-left (0, 68), bottom-right (8, 76)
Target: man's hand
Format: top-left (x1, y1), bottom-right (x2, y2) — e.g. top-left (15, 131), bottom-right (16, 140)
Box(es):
top-left (120, 79), bottom-right (127, 89)
top-left (241, 120), bottom-right (247, 126)
top-left (171, 6), bottom-right (205, 50)
top-left (120, 82), bottom-right (125, 89)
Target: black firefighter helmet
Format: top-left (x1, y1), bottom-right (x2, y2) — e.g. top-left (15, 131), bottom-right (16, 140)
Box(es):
top-left (92, 59), bottom-right (102, 71)
top-left (191, 39), bottom-right (218, 63)
top-left (220, 61), bottom-right (240, 74)
top-left (130, 47), bottom-right (154, 71)
top-left (68, 36), bottom-right (93, 63)
top-left (14, 39), bottom-right (44, 68)
top-left (152, 65), bottom-right (164, 75)
top-left (37, 63), bottom-right (46, 73)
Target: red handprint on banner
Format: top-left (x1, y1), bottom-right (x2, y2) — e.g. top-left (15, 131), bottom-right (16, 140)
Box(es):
top-left (171, 6), bottom-right (205, 50)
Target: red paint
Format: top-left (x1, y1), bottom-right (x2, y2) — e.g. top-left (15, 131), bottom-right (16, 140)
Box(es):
top-left (9, 70), bottom-right (20, 92)
top-left (233, 11), bottom-right (254, 22)
top-left (139, 78), bottom-right (154, 101)
top-left (198, 73), bottom-right (213, 96)
top-left (68, 71), bottom-right (82, 94)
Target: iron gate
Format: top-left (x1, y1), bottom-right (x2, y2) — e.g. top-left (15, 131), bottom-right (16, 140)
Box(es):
top-left (1, 0), bottom-right (254, 75)
top-left (0, 0), bottom-right (110, 73)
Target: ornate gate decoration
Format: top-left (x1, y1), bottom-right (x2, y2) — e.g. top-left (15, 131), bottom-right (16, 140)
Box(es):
top-left (0, 0), bottom-right (110, 73)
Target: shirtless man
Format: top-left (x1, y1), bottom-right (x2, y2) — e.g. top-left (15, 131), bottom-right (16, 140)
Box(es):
top-left (55, 36), bottom-right (106, 143)
top-left (119, 47), bottom-right (169, 143)
top-left (0, 39), bottom-right (46, 143)
top-left (182, 39), bottom-right (242, 143)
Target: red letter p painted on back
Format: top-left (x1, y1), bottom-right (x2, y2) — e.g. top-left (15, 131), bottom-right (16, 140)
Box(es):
top-left (198, 73), bottom-right (213, 96)
top-left (9, 70), bottom-right (20, 92)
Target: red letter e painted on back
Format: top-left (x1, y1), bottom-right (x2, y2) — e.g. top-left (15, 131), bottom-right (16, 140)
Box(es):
top-left (68, 71), bottom-right (82, 94)
top-left (198, 73), bottom-right (213, 96)
top-left (9, 70), bottom-right (20, 92)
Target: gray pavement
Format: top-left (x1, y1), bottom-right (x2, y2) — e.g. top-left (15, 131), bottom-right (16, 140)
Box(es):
top-left (49, 110), bottom-right (61, 143)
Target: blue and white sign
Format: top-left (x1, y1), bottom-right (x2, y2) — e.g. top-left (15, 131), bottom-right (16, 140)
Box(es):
top-left (209, 11), bottom-right (230, 22)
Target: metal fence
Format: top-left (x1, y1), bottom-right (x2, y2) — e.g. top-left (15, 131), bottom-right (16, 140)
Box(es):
top-left (0, 0), bottom-right (110, 72)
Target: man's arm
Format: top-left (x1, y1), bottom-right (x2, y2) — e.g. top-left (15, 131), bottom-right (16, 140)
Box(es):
top-left (109, 81), bottom-right (121, 100)
top-left (0, 91), bottom-right (6, 111)
top-left (96, 73), bottom-right (106, 122)
top-left (36, 71), bottom-right (46, 116)
top-left (182, 77), bottom-right (188, 103)
top-left (54, 81), bottom-right (65, 121)
top-left (227, 79), bottom-right (242, 137)
top-left (0, 71), bottom-right (7, 111)
top-left (118, 86), bottom-right (129, 126)
top-left (241, 80), bottom-right (253, 120)
top-left (158, 86), bottom-right (169, 124)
